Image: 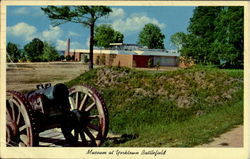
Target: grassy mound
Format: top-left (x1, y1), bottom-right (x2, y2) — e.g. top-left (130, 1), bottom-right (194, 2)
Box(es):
top-left (66, 66), bottom-right (243, 147)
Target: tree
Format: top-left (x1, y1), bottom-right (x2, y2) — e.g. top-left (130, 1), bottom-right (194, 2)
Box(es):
top-left (113, 31), bottom-right (124, 44)
top-left (183, 7), bottom-right (223, 64)
top-left (170, 32), bottom-right (186, 51)
top-left (24, 38), bottom-right (44, 62)
top-left (94, 24), bottom-right (124, 48)
top-left (6, 42), bottom-right (21, 62)
top-left (181, 6), bottom-right (243, 68)
top-left (41, 6), bottom-right (112, 70)
top-left (213, 7), bottom-right (243, 68)
top-left (42, 42), bottom-right (59, 61)
top-left (138, 23), bottom-right (165, 49)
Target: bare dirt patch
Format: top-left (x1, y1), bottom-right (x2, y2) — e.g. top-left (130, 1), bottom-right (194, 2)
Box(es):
top-left (197, 125), bottom-right (243, 147)
top-left (7, 62), bottom-right (88, 92)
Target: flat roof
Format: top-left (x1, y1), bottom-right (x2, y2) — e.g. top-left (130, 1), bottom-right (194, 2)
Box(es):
top-left (69, 49), bottom-right (180, 57)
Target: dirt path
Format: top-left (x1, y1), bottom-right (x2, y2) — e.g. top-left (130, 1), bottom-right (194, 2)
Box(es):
top-left (197, 125), bottom-right (243, 147)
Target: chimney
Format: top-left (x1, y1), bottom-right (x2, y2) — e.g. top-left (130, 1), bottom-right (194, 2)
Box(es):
top-left (64, 38), bottom-right (70, 57)
top-left (67, 38), bottom-right (70, 54)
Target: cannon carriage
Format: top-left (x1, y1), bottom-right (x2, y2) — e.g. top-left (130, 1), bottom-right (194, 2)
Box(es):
top-left (6, 83), bottom-right (108, 147)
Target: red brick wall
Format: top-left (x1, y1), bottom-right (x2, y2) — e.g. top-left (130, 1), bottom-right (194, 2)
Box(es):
top-left (133, 55), bottom-right (151, 67)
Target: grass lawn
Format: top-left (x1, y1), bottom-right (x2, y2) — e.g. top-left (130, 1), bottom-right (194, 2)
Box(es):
top-left (66, 65), bottom-right (243, 147)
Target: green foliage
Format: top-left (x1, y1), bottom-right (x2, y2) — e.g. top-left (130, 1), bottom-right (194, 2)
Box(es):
top-left (138, 23), bottom-right (165, 49)
top-left (213, 7), bottom-right (244, 68)
top-left (41, 6), bottom-right (112, 27)
top-left (83, 55), bottom-right (89, 63)
top-left (42, 42), bottom-right (59, 61)
top-left (59, 55), bottom-right (65, 61)
top-left (24, 38), bottom-right (44, 62)
top-left (96, 55), bottom-right (100, 65)
top-left (66, 55), bottom-right (75, 61)
top-left (11, 39), bottom-right (61, 62)
top-left (147, 58), bottom-right (153, 68)
top-left (182, 7), bottom-right (223, 65)
top-left (41, 6), bottom-right (112, 69)
top-left (66, 66), bottom-right (243, 146)
top-left (113, 31), bottom-right (124, 43)
top-left (156, 60), bottom-right (160, 70)
top-left (94, 24), bottom-right (124, 48)
top-left (181, 6), bottom-right (243, 68)
top-left (65, 55), bottom-right (72, 61)
top-left (118, 100), bottom-right (243, 147)
top-left (6, 42), bottom-right (21, 62)
top-left (170, 32), bottom-right (186, 51)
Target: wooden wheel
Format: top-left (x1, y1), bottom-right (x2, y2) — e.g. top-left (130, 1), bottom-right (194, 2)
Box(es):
top-left (62, 85), bottom-right (108, 146)
top-left (6, 91), bottom-right (38, 147)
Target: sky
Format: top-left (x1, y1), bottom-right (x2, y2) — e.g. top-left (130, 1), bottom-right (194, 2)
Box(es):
top-left (6, 6), bottom-right (195, 51)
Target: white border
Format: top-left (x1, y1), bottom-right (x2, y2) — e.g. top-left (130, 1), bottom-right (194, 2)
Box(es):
top-left (0, 1), bottom-right (249, 159)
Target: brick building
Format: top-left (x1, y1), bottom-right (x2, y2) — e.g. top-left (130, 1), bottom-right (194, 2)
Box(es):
top-left (64, 39), bottom-right (180, 68)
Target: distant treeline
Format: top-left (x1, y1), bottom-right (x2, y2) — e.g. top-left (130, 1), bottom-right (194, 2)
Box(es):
top-left (6, 38), bottom-right (64, 62)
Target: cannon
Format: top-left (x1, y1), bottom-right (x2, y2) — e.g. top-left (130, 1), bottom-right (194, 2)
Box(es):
top-left (6, 83), bottom-right (108, 147)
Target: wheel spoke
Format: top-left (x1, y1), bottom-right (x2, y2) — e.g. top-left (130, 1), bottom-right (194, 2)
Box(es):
top-left (9, 100), bottom-right (16, 121)
top-left (16, 110), bottom-right (21, 125)
top-left (79, 94), bottom-right (88, 111)
top-left (84, 128), bottom-right (97, 146)
top-left (20, 135), bottom-right (28, 146)
top-left (69, 97), bottom-right (76, 110)
top-left (80, 130), bottom-right (87, 143)
top-left (8, 140), bottom-right (19, 147)
top-left (88, 115), bottom-right (100, 120)
top-left (75, 92), bottom-right (79, 109)
top-left (19, 124), bottom-right (28, 132)
top-left (19, 142), bottom-right (26, 147)
top-left (67, 85), bottom-right (108, 147)
top-left (87, 123), bottom-right (99, 132)
top-left (6, 108), bottom-right (12, 120)
top-left (74, 129), bottom-right (79, 141)
top-left (6, 92), bottom-right (35, 147)
top-left (85, 102), bottom-right (96, 112)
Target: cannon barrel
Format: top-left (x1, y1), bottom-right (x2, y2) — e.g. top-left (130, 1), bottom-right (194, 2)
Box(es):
top-left (26, 83), bottom-right (71, 116)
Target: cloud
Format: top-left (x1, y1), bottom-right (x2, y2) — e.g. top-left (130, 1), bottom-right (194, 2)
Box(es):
top-left (109, 8), bottom-right (126, 19)
top-left (7, 22), bottom-right (68, 50)
top-left (7, 22), bottom-right (37, 41)
top-left (11, 6), bottom-right (44, 16)
top-left (68, 31), bottom-right (80, 37)
top-left (109, 8), bottom-right (165, 35)
top-left (56, 40), bottom-right (67, 50)
top-left (13, 7), bottom-right (29, 15)
top-left (42, 26), bottom-right (63, 41)
top-left (7, 22), bottom-right (65, 44)
top-left (112, 15), bottom-right (165, 34)
top-left (56, 40), bottom-right (83, 50)
top-left (85, 37), bottom-right (90, 49)
top-left (71, 41), bottom-right (83, 49)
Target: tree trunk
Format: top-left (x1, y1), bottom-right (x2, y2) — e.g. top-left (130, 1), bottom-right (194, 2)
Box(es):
top-left (89, 23), bottom-right (94, 70)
